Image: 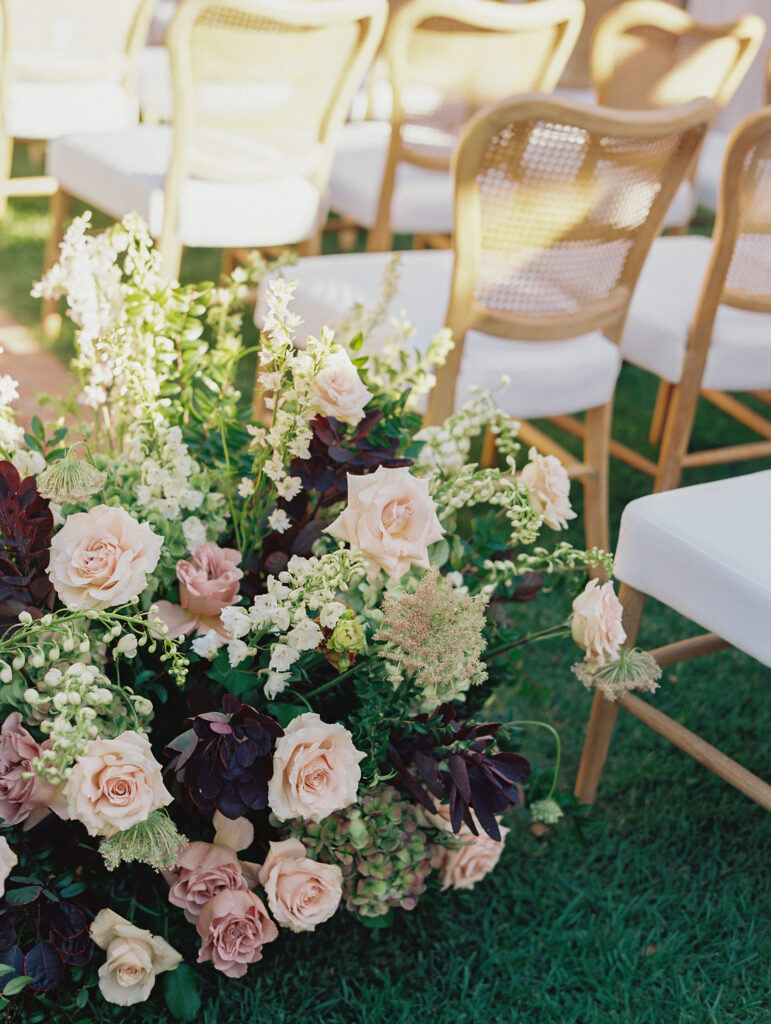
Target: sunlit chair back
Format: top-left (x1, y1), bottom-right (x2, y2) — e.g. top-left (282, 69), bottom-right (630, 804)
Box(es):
top-left (591, 0), bottom-right (765, 111)
top-left (165, 0), bottom-right (386, 204)
top-left (427, 94), bottom-right (716, 424)
top-left (560, 0), bottom-right (619, 90)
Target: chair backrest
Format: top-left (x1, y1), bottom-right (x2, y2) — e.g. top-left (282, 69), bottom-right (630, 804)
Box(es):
top-left (166, 0), bottom-right (387, 188)
top-left (591, 0), bottom-right (765, 110)
top-left (385, 0), bottom-right (585, 170)
top-left (431, 94), bottom-right (714, 419)
top-left (0, 0), bottom-right (155, 84)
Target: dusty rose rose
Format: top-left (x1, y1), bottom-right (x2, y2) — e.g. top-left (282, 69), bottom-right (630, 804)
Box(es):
top-left (65, 730), bottom-right (172, 838)
top-left (268, 713), bottom-right (364, 823)
top-left (422, 803), bottom-right (508, 891)
top-left (325, 466), bottom-right (444, 581)
top-left (91, 908), bottom-right (181, 1006)
top-left (196, 889), bottom-right (278, 978)
top-left (519, 447), bottom-right (576, 530)
top-left (0, 712), bottom-right (68, 827)
top-left (571, 579), bottom-right (626, 666)
top-left (0, 836), bottom-right (17, 896)
top-left (153, 543), bottom-right (243, 643)
top-left (48, 504), bottom-right (162, 610)
top-left (310, 348), bottom-right (373, 425)
top-left (258, 838), bottom-right (342, 932)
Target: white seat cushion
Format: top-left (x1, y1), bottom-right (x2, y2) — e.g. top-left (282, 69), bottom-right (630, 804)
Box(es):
top-left (329, 121), bottom-right (453, 234)
top-left (47, 125), bottom-right (324, 249)
top-left (695, 130), bottom-right (730, 212)
top-left (622, 235), bottom-right (771, 390)
top-left (615, 470), bottom-right (771, 667)
top-left (138, 46), bottom-right (173, 123)
top-left (256, 250), bottom-right (621, 418)
top-left (6, 77), bottom-right (137, 140)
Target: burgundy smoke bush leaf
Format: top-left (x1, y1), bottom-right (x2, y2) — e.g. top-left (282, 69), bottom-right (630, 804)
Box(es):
top-left (24, 940), bottom-right (64, 992)
top-left (0, 460), bottom-right (54, 630)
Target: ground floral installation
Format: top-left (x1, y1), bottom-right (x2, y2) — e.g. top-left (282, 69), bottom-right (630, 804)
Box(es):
top-left (0, 214), bottom-right (660, 1019)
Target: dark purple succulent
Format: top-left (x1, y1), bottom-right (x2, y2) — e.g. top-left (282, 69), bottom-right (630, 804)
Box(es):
top-left (0, 461), bottom-right (54, 631)
top-left (165, 694), bottom-right (284, 819)
top-left (388, 704), bottom-right (531, 841)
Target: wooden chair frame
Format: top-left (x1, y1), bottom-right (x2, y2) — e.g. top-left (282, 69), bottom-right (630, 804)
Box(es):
top-left (365, 0), bottom-right (585, 252)
top-left (0, 0), bottom-right (156, 214)
top-left (424, 94), bottom-right (715, 553)
top-left (575, 582), bottom-right (771, 811)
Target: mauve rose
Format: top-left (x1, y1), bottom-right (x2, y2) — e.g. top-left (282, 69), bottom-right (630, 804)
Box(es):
top-left (325, 466), bottom-right (444, 581)
top-left (91, 909), bottom-right (181, 1006)
top-left (258, 838), bottom-right (342, 932)
top-left (48, 504), bottom-right (162, 610)
top-left (268, 713), bottom-right (364, 823)
top-left (571, 579), bottom-right (626, 666)
top-left (0, 713), bottom-right (68, 827)
top-left (167, 842), bottom-right (260, 924)
top-left (421, 803), bottom-right (508, 891)
top-left (0, 836), bottom-right (17, 896)
top-left (154, 543), bottom-right (243, 643)
top-left (519, 447), bottom-right (576, 531)
top-left (310, 349), bottom-right (372, 425)
top-left (196, 889), bottom-right (278, 978)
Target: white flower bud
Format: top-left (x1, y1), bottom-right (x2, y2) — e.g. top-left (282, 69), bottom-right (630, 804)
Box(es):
top-left (18, 611), bottom-right (33, 624)
top-left (12, 654), bottom-right (25, 670)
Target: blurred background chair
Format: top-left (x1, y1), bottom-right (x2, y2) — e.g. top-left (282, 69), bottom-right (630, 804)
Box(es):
top-left (575, 470), bottom-right (771, 811)
top-left (138, 0), bottom-right (181, 125)
top-left (256, 95), bottom-right (715, 552)
top-left (616, 105), bottom-right (771, 492)
top-left (327, 0), bottom-right (586, 253)
top-left (41, 0), bottom-right (387, 334)
top-left (0, 0), bottom-right (156, 215)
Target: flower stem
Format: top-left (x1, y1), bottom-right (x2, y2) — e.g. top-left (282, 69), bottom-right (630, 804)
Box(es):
top-left (483, 622), bottom-right (570, 662)
top-left (303, 663), bottom-right (359, 700)
top-left (510, 720), bottom-right (561, 799)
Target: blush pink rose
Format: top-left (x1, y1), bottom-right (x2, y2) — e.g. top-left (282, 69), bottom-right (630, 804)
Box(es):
top-left (325, 466), bottom-right (444, 581)
top-left (519, 447), bottom-right (576, 531)
top-left (65, 730), bottom-right (172, 838)
top-left (154, 543), bottom-right (243, 643)
top-left (421, 803), bottom-right (508, 891)
top-left (258, 838), bottom-right (343, 932)
top-left (0, 713), bottom-right (68, 827)
top-left (310, 349), bottom-right (373, 425)
top-left (268, 713), bottom-right (364, 823)
top-left (196, 889), bottom-right (278, 978)
top-left (167, 843), bottom-right (260, 923)
top-left (571, 579), bottom-right (626, 666)
top-left (48, 504), bottom-right (163, 610)
top-left (0, 836), bottom-right (17, 896)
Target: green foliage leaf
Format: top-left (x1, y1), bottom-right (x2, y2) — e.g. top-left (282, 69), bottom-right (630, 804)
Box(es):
top-left (164, 964), bottom-right (201, 1022)
top-left (3, 975), bottom-right (33, 996)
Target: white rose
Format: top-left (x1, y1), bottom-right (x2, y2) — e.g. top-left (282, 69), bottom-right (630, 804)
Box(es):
top-left (91, 909), bottom-right (181, 1006)
top-left (325, 466), bottom-right (444, 581)
top-left (258, 838), bottom-right (343, 932)
top-left (0, 836), bottom-right (18, 896)
top-left (310, 349), bottom-right (372, 425)
top-left (519, 448), bottom-right (576, 530)
top-left (571, 579), bottom-right (626, 665)
top-left (65, 730), bottom-right (172, 837)
top-left (48, 505), bottom-right (162, 610)
top-left (268, 713), bottom-right (364, 823)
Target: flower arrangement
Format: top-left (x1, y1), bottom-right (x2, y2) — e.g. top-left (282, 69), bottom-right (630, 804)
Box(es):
top-left (0, 215), bottom-right (658, 1018)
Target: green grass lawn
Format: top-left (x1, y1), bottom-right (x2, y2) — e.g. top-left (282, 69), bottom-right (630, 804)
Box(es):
top-left (1, 164), bottom-right (769, 1024)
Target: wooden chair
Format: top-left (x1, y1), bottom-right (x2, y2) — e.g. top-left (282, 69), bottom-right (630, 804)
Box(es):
top-left (0, 0), bottom-right (156, 215)
top-left (254, 95), bottom-right (715, 554)
top-left (613, 106), bottom-right (771, 493)
top-left (575, 469), bottom-right (771, 811)
top-left (327, 0), bottom-right (585, 253)
top-left (589, 0), bottom-right (766, 229)
top-left (40, 0), bottom-right (387, 320)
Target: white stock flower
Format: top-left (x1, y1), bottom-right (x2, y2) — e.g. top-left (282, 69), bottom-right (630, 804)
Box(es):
top-left (192, 631), bottom-right (220, 660)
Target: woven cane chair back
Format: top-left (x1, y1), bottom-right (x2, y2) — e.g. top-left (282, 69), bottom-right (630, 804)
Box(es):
top-left (0, 0), bottom-right (155, 84)
top-left (385, 0), bottom-right (585, 170)
top-left (448, 95), bottom-right (715, 346)
top-left (167, 0), bottom-right (387, 188)
top-left (591, 1), bottom-right (765, 111)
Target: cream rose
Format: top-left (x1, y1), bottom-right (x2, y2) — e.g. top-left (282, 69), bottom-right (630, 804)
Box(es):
top-left (571, 579), bottom-right (626, 665)
top-left (65, 730), bottom-right (172, 837)
top-left (325, 466), bottom-right (444, 581)
top-left (48, 504), bottom-right (162, 610)
top-left (268, 713), bottom-right (364, 823)
top-left (311, 348), bottom-right (372, 425)
top-left (519, 447), bottom-right (576, 530)
top-left (422, 803), bottom-right (508, 891)
top-left (0, 836), bottom-right (17, 896)
top-left (258, 838), bottom-right (343, 932)
top-left (91, 909), bottom-right (181, 1006)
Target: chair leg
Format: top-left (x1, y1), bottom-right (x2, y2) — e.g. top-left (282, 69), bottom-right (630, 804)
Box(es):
top-left (480, 426), bottom-right (498, 468)
top-left (648, 380), bottom-right (673, 446)
top-left (220, 248), bottom-right (239, 277)
top-left (574, 583), bottom-right (646, 803)
top-left (0, 133), bottom-right (12, 219)
top-left (365, 222), bottom-right (391, 253)
top-left (297, 233), bottom-right (321, 258)
top-left (582, 400), bottom-right (612, 555)
top-left (654, 382), bottom-right (699, 493)
top-left (158, 235), bottom-right (183, 281)
top-left (41, 188), bottom-right (72, 341)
